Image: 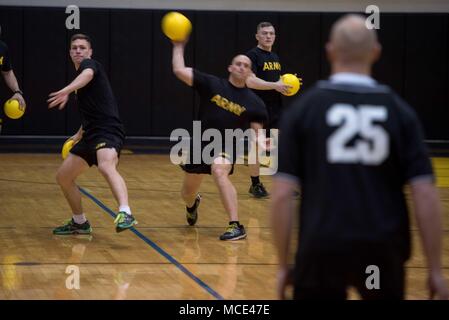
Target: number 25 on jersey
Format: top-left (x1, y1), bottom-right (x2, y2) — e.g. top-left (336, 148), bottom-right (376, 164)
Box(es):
top-left (326, 103), bottom-right (389, 165)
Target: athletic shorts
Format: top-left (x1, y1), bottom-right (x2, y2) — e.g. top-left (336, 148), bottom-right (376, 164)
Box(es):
top-left (180, 152), bottom-right (235, 175)
top-left (293, 245), bottom-right (405, 300)
top-left (70, 132), bottom-right (124, 167)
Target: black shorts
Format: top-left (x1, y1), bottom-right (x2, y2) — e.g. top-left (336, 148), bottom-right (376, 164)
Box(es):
top-left (293, 246), bottom-right (405, 300)
top-left (70, 132), bottom-right (124, 167)
top-left (180, 153), bottom-right (235, 175)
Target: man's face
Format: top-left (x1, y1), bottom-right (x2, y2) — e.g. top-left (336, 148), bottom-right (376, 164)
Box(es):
top-left (256, 26), bottom-right (276, 49)
top-left (228, 55), bottom-right (252, 81)
top-left (70, 39), bottom-right (92, 65)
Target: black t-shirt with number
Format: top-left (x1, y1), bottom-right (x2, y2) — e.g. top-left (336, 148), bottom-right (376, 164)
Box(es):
top-left (193, 69), bottom-right (267, 132)
top-left (0, 40), bottom-right (12, 72)
top-left (75, 58), bottom-right (124, 139)
top-left (245, 46), bottom-right (282, 109)
top-left (278, 79), bottom-right (433, 261)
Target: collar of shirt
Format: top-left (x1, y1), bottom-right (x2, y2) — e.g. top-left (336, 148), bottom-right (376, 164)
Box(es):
top-left (330, 72), bottom-right (376, 87)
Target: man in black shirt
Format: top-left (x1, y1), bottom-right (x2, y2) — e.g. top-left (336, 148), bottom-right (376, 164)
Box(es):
top-left (272, 15), bottom-right (448, 299)
top-left (0, 26), bottom-right (26, 127)
top-left (245, 22), bottom-right (290, 199)
top-left (48, 34), bottom-right (136, 235)
top-left (171, 39), bottom-right (268, 241)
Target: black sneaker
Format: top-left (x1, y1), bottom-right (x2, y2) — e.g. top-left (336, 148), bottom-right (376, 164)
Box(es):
top-left (219, 223), bottom-right (247, 241)
top-left (249, 183), bottom-right (269, 198)
top-left (53, 218), bottom-right (92, 235)
top-left (186, 194), bottom-right (201, 226)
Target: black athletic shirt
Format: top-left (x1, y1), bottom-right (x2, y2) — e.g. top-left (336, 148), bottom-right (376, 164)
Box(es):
top-left (245, 46), bottom-right (282, 108)
top-left (0, 40), bottom-right (12, 72)
top-left (278, 73), bottom-right (434, 261)
top-left (75, 58), bottom-right (124, 139)
top-left (193, 69), bottom-right (267, 133)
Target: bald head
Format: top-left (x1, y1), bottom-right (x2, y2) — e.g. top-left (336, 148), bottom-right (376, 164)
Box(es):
top-left (228, 54), bottom-right (252, 87)
top-left (231, 54), bottom-right (251, 66)
top-left (327, 14), bottom-right (381, 68)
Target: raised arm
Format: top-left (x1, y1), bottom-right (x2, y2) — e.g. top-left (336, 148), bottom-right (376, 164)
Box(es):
top-left (172, 41), bottom-right (193, 86)
top-left (48, 68), bottom-right (94, 110)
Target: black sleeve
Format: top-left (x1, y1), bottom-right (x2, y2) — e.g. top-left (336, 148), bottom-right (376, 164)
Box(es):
top-left (396, 96), bottom-right (434, 183)
top-left (79, 59), bottom-right (98, 75)
top-left (0, 42), bottom-right (12, 72)
top-left (277, 105), bottom-right (303, 181)
top-left (245, 49), bottom-right (258, 74)
top-left (193, 69), bottom-right (216, 95)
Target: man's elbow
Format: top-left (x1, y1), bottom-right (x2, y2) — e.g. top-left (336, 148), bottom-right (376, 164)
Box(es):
top-left (173, 68), bottom-right (183, 79)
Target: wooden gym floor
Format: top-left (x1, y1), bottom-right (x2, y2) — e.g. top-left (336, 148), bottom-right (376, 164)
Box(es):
top-left (0, 153), bottom-right (448, 300)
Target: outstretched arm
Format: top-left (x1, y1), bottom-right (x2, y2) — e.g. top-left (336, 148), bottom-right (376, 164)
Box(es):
top-left (172, 41), bottom-right (193, 86)
top-left (48, 68), bottom-right (94, 110)
top-left (246, 74), bottom-right (291, 94)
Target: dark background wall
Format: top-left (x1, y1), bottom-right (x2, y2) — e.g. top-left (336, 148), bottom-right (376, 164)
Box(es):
top-left (0, 7), bottom-right (448, 140)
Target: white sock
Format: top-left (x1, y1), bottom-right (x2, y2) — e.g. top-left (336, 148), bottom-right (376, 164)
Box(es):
top-left (119, 206), bottom-right (131, 215)
top-left (73, 214), bottom-right (87, 224)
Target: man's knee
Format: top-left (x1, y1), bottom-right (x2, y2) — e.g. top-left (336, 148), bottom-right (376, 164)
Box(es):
top-left (98, 161), bottom-right (115, 177)
top-left (55, 169), bottom-right (66, 186)
top-left (56, 168), bottom-right (75, 187)
top-left (211, 165), bottom-right (230, 180)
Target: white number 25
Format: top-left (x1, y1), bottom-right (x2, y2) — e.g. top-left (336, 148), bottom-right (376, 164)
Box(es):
top-left (326, 103), bottom-right (389, 165)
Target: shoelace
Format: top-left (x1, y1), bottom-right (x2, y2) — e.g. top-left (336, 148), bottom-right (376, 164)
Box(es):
top-left (114, 212), bottom-right (126, 224)
top-left (60, 218), bottom-right (75, 226)
top-left (225, 224), bottom-right (238, 233)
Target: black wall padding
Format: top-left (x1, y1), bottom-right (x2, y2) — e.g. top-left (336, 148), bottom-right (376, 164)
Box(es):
top-left (22, 8), bottom-right (67, 135)
top-left (110, 10), bottom-right (152, 136)
top-left (278, 13), bottom-right (322, 108)
top-left (403, 14), bottom-right (449, 140)
top-left (0, 6), bottom-right (448, 141)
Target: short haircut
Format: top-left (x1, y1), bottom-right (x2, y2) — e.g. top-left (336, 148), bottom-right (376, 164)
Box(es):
top-left (257, 22), bottom-right (274, 32)
top-left (70, 33), bottom-right (92, 47)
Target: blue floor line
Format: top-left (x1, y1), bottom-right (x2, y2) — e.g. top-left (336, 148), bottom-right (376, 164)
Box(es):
top-left (79, 187), bottom-right (224, 300)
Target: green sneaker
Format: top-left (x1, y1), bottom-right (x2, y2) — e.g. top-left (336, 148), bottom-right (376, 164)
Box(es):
top-left (186, 194), bottom-right (201, 226)
top-left (219, 223), bottom-right (247, 241)
top-left (53, 218), bottom-right (92, 235)
top-left (114, 212), bottom-right (137, 233)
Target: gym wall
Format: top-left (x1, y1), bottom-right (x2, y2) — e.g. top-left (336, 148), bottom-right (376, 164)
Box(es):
top-left (0, 6), bottom-right (448, 142)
